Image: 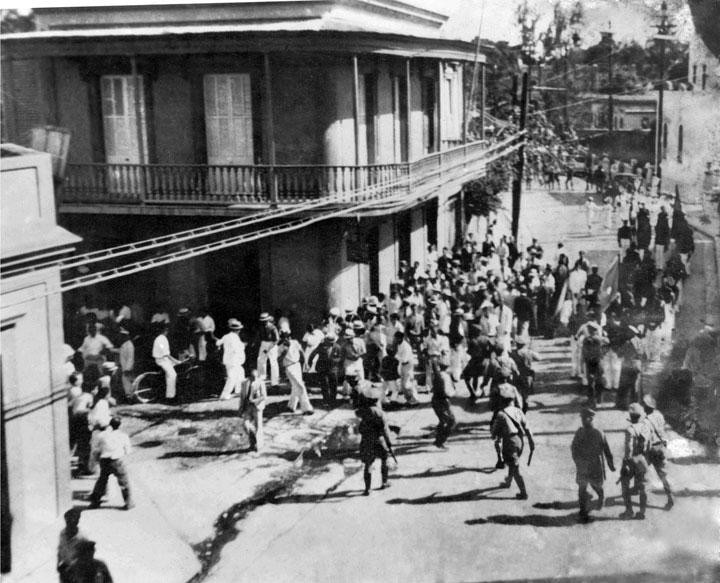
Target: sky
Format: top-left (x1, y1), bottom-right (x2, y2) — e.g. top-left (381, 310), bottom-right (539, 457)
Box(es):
top-left (2, 0), bottom-right (694, 46)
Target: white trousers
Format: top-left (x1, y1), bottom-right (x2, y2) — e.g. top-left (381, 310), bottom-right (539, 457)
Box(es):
top-left (604, 350), bottom-right (623, 390)
top-left (286, 363), bottom-right (313, 412)
top-left (571, 337), bottom-right (586, 384)
top-left (156, 358), bottom-right (177, 399)
top-left (257, 342), bottom-right (279, 385)
top-left (400, 362), bottom-right (419, 403)
top-left (220, 364), bottom-right (245, 399)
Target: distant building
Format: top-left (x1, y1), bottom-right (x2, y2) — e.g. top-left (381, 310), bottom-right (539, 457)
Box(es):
top-left (1, 145), bottom-right (80, 579)
top-left (661, 12), bottom-right (720, 202)
top-left (576, 93), bottom-right (657, 133)
top-left (1, 0), bottom-right (496, 334)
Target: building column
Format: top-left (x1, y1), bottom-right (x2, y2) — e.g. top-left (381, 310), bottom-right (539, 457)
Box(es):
top-left (324, 220), bottom-right (370, 312)
top-left (377, 217), bottom-right (398, 295)
top-left (323, 66), bottom-right (355, 166)
top-left (409, 205), bottom-right (427, 268)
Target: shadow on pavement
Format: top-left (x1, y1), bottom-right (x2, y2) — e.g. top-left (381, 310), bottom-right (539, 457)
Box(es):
top-left (158, 448), bottom-right (251, 459)
top-left (394, 466), bottom-right (497, 480)
top-left (669, 455), bottom-right (720, 465)
top-left (475, 564), bottom-right (720, 582)
top-left (650, 487), bottom-right (720, 498)
top-left (274, 489), bottom-right (365, 505)
top-left (465, 512), bottom-right (619, 527)
top-left (386, 486), bottom-right (517, 505)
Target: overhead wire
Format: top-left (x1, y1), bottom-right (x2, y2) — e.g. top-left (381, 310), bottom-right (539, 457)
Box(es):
top-left (2, 134), bottom-right (525, 309)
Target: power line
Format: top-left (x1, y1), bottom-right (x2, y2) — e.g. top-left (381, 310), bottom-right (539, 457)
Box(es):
top-left (2, 135), bottom-right (525, 309)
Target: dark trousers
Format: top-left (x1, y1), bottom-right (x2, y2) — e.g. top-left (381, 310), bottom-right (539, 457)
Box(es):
top-left (431, 399), bottom-right (456, 446)
top-left (318, 370), bottom-right (339, 407)
top-left (585, 359), bottom-right (603, 405)
top-left (90, 458), bottom-right (132, 506)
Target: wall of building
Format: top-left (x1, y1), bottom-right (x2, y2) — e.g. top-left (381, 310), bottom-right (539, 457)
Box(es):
top-left (662, 90), bottom-right (720, 202)
top-left (323, 219), bottom-right (370, 315)
top-left (1, 148), bottom-right (78, 579)
top-left (377, 216), bottom-right (398, 293)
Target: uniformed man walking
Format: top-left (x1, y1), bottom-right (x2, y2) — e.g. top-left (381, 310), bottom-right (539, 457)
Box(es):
top-left (431, 361), bottom-right (456, 449)
top-left (491, 385), bottom-right (536, 499)
top-left (571, 408), bottom-right (615, 522)
top-left (619, 403), bottom-right (652, 519)
top-left (356, 385), bottom-right (395, 495)
top-left (642, 395), bottom-right (674, 510)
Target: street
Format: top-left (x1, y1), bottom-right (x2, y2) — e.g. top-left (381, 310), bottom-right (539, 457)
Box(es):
top-left (196, 187), bottom-right (720, 583)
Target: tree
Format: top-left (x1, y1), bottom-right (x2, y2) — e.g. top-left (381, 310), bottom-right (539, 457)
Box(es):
top-left (1, 9), bottom-right (35, 34)
top-left (464, 159), bottom-right (512, 218)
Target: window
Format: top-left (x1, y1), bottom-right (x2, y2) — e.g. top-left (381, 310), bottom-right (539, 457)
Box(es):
top-left (677, 124), bottom-right (683, 163)
top-left (391, 75), bottom-right (408, 163)
top-left (662, 123), bottom-right (668, 160)
top-left (692, 64), bottom-right (697, 85)
top-left (702, 64), bottom-right (707, 90)
top-left (203, 74), bottom-right (254, 165)
top-left (363, 73), bottom-right (377, 164)
top-left (100, 75), bottom-right (147, 164)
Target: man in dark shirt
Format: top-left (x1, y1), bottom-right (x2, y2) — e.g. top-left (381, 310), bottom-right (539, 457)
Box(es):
top-left (431, 362), bottom-right (456, 449)
top-left (585, 266), bottom-right (603, 307)
top-left (257, 312), bottom-right (280, 387)
top-left (571, 408), bottom-right (615, 522)
top-left (617, 220), bottom-right (633, 251)
top-left (491, 385), bottom-right (536, 499)
top-left (356, 388), bottom-right (395, 495)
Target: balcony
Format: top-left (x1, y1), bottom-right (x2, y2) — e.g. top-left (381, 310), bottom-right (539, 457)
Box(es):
top-left (59, 137), bottom-right (520, 215)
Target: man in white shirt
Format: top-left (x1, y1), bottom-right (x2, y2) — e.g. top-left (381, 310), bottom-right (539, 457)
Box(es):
top-left (152, 323), bottom-right (181, 400)
top-left (394, 331), bottom-right (419, 405)
top-left (88, 417), bottom-right (133, 510)
top-left (217, 318), bottom-right (246, 400)
top-left (568, 263), bottom-right (588, 310)
top-left (78, 323), bottom-right (114, 368)
top-left (279, 330), bottom-right (314, 414)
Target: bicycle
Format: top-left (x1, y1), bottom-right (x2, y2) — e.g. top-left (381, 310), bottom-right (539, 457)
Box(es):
top-left (131, 358), bottom-right (202, 403)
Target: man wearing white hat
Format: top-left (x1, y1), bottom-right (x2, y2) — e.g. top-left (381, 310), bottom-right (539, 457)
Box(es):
top-left (279, 330), bottom-right (314, 414)
top-left (257, 312), bottom-right (280, 387)
top-left (217, 319), bottom-right (246, 400)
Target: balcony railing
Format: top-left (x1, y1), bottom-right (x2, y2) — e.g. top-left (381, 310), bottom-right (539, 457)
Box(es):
top-left (60, 137), bottom-right (514, 210)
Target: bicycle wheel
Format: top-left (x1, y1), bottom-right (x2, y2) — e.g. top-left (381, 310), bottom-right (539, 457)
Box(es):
top-left (132, 372), bottom-right (162, 404)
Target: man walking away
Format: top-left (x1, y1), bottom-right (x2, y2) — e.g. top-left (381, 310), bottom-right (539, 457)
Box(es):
top-left (217, 318), bottom-right (246, 400)
top-left (239, 369), bottom-right (267, 451)
top-left (88, 417), bottom-right (133, 510)
top-left (356, 386), bottom-right (395, 495)
top-left (619, 403), bottom-right (651, 519)
top-left (491, 385), bottom-right (536, 499)
top-left (64, 540), bottom-right (113, 583)
top-left (642, 395), bottom-right (674, 510)
top-left (279, 330), bottom-right (314, 414)
top-left (309, 332), bottom-right (343, 408)
top-left (571, 408), bottom-right (615, 523)
top-left (581, 324), bottom-right (607, 408)
top-left (431, 361), bottom-right (456, 449)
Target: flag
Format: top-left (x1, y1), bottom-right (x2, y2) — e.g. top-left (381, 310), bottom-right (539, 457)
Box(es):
top-left (553, 277), bottom-right (569, 318)
top-left (598, 254), bottom-right (620, 313)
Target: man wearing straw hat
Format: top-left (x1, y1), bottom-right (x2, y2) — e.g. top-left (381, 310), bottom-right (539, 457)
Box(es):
top-left (217, 318), bottom-right (246, 400)
top-left (257, 312), bottom-right (280, 387)
top-left (279, 329), bottom-right (314, 414)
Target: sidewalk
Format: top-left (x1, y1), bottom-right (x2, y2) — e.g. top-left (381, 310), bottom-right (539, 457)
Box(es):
top-left (67, 389), bottom-right (372, 581)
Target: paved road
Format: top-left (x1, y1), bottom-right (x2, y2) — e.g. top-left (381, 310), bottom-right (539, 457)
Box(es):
top-left (201, 189), bottom-right (720, 583)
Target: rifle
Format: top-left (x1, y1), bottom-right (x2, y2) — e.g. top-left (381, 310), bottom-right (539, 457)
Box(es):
top-left (527, 447), bottom-right (535, 467)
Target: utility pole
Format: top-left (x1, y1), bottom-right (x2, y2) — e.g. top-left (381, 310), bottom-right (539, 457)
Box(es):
top-left (511, 64), bottom-right (530, 240)
top-left (601, 27), bottom-right (614, 134)
top-left (563, 42), bottom-right (570, 129)
top-left (654, 1), bottom-right (676, 192)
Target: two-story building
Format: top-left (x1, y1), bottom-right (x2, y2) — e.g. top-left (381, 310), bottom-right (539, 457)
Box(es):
top-left (1, 1), bottom-right (509, 333)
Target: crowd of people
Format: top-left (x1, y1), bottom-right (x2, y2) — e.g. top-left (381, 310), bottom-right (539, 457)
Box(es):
top-left (59, 164), bottom-right (707, 581)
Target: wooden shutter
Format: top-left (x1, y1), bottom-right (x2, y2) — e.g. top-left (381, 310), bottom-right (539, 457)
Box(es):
top-left (204, 74), bottom-right (254, 165)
